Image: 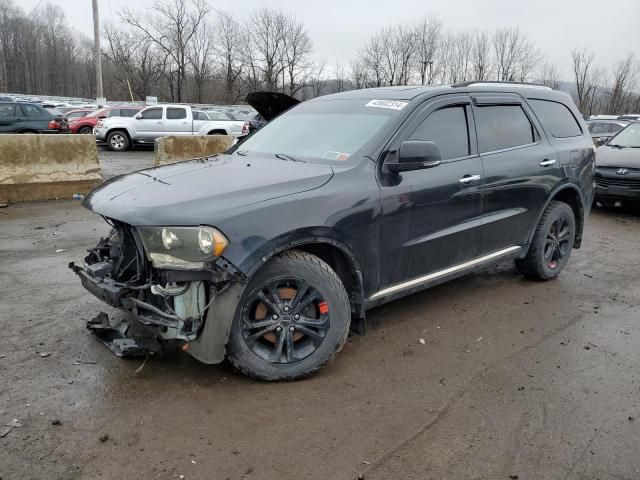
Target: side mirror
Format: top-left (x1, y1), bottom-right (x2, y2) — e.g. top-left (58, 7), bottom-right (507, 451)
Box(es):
top-left (594, 137), bottom-right (606, 147)
top-left (135, 114), bottom-right (142, 120)
top-left (387, 140), bottom-right (442, 173)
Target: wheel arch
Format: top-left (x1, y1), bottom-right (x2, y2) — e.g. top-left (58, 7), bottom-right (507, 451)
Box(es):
top-left (207, 129), bottom-right (228, 135)
top-left (106, 127), bottom-right (130, 138)
top-left (531, 183), bottom-right (585, 249)
top-left (242, 236), bottom-right (366, 320)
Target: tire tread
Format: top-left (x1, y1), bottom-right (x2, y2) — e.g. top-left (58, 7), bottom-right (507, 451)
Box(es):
top-left (516, 200), bottom-right (574, 280)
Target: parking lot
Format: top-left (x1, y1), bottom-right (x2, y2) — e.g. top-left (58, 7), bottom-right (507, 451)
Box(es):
top-left (0, 151), bottom-right (639, 479)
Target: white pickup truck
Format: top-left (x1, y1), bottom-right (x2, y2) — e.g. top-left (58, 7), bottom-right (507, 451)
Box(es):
top-left (94, 104), bottom-right (249, 151)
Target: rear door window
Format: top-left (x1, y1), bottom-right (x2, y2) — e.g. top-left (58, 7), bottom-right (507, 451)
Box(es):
top-left (409, 106), bottom-right (470, 160)
top-left (528, 99), bottom-right (582, 138)
top-left (475, 105), bottom-right (535, 153)
top-left (167, 107), bottom-right (187, 120)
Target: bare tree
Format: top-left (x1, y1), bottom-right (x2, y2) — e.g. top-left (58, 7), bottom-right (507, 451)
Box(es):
top-left (515, 36), bottom-right (543, 82)
top-left (245, 8), bottom-right (287, 91)
top-left (334, 62), bottom-right (347, 92)
top-left (414, 15), bottom-right (441, 85)
top-left (309, 59), bottom-right (328, 98)
top-left (605, 54), bottom-right (638, 114)
top-left (121, 0), bottom-right (210, 102)
top-left (471, 30), bottom-right (493, 81)
top-left (283, 15), bottom-right (313, 95)
top-left (571, 48), bottom-right (597, 113)
top-left (215, 11), bottom-right (246, 103)
top-left (187, 19), bottom-right (214, 103)
top-left (493, 27), bottom-right (521, 81)
top-left (537, 60), bottom-right (561, 89)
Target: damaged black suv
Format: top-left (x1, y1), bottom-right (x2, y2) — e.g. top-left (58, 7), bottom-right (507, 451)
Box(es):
top-left (71, 82), bottom-right (595, 380)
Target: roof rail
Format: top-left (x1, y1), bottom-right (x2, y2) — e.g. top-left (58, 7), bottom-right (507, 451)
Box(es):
top-left (452, 81), bottom-right (552, 90)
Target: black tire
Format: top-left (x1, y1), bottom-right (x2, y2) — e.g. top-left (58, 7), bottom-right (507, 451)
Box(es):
top-left (78, 126), bottom-right (93, 135)
top-left (106, 130), bottom-right (130, 151)
top-left (516, 201), bottom-right (576, 280)
top-left (207, 130), bottom-right (226, 135)
top-left (227, 250), bottom-right (350, 381)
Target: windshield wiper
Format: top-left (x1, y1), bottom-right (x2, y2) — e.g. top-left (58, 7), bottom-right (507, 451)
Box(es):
top-left (274, 153), bottom-right (305, 162)
top-left (236, 150), bottom-right (248, 156)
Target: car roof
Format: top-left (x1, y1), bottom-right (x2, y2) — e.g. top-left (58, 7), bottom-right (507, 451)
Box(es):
top-left (316, 82), bottom-right (571, 104)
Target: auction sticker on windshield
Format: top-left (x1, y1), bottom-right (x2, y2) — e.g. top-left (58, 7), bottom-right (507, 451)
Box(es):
top-left (365, 99), bottom-right (409, 110)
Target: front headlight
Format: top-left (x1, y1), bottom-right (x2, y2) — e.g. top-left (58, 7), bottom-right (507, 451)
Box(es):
top-left (137, 225), bottom-right (229, 269)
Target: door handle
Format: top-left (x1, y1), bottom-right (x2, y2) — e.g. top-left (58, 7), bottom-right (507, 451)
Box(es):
top-left (459, 174), bottom-right (481, 184)
top-left (539, 159), bottom-right (556, 167)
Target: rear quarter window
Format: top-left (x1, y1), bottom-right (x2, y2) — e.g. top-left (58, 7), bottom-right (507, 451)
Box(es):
top-left (21, 104), bottom-right (44, 117)
top-left (528, 99), bottom-right (582, 138)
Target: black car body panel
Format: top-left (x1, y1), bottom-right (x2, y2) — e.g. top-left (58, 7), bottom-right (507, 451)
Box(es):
top-left (75, 83), bottom-right (595, 367)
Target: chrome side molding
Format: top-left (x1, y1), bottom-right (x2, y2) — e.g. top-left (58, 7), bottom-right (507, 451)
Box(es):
top-left (369, 246), bottom-right (522, 301)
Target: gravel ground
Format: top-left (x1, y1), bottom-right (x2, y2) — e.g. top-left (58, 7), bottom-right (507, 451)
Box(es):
top-left (1, 195), bottom-right (640, 479)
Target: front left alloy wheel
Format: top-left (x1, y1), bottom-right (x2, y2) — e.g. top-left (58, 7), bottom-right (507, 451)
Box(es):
top-left (106, 131), bottom-right (130, 151)
top-left (226, 250), bottom-right (350, 381)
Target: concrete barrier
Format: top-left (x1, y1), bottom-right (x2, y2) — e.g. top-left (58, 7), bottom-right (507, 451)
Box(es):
top-left (0, 134), bottom-right (102, 203)
top-left (155, 135), bottom-right (234, 166)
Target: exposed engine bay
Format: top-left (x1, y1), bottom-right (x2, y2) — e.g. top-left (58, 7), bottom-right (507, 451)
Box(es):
top-left (69, 220), bottom-right (238, 357)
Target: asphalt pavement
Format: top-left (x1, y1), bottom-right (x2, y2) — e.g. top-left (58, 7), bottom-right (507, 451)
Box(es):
top-left (0, 153), bottom-right (639, 479)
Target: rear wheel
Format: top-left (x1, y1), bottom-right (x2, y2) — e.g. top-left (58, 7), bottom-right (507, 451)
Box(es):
top-left (226, 250), bottom-right (350, 381)
top-left (516, 201), bottom-right (576, 280)
top-left (106, 131), bottom-right (130, 151)
top-left (78, 126), bottom-right (93, 135)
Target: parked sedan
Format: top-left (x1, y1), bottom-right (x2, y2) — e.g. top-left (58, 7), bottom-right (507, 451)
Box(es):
top-left (0, 102), bottom-right (68, 133)
top-left (594, 122), bottom-right (640, 206)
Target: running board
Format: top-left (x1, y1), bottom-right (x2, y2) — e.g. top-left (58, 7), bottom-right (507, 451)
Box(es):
top-left (368, 246), bottom-right (522, 301)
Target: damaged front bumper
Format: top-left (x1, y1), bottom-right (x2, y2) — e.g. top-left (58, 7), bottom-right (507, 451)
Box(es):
top-left (70, 221), bottom-right (245, 361)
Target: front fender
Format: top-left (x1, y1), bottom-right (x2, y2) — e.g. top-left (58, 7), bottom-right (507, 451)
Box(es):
top-left (239, 227), bottom-right (364, 279)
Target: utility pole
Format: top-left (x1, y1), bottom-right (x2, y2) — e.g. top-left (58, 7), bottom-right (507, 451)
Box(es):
top-left (92, 0), bottom-right (104, 106)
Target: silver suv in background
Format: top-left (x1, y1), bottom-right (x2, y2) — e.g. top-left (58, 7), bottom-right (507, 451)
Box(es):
top-left (95, 104), bottom-right (249, 151)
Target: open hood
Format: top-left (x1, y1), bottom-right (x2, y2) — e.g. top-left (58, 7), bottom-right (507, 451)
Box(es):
top-left (246, 92), bottom-right (300, 121)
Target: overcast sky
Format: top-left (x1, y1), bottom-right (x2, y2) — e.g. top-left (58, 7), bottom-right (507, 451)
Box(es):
top-left (18, 0), bottom-right (640, 80)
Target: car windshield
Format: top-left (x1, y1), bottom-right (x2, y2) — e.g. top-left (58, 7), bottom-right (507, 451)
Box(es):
top-left (237, 98), bottom-right (407, 163)
top-left (608, 123), bottom-right (640, 148)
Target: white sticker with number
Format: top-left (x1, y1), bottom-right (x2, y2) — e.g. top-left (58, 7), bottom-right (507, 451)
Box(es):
top-left (365, 99), bottom-right (409, 110)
